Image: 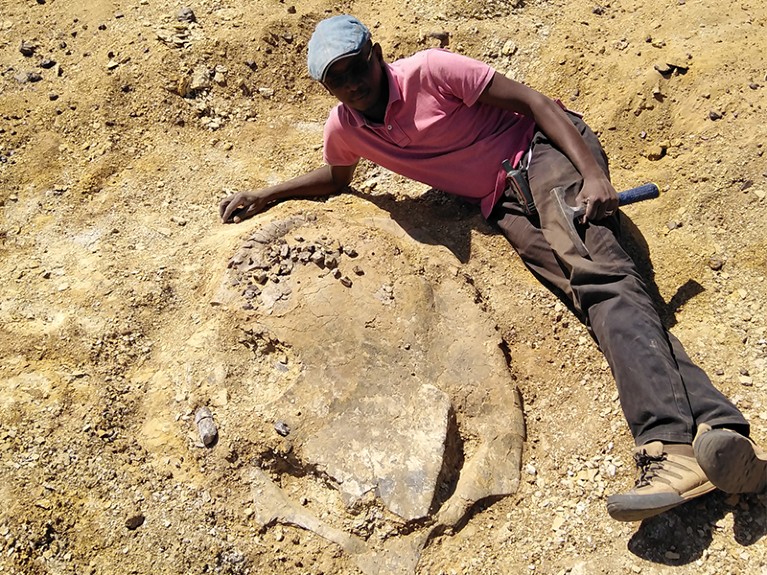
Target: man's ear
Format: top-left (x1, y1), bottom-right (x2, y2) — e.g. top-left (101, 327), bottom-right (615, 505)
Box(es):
top-left (372, 42), bottom-right (383, 62)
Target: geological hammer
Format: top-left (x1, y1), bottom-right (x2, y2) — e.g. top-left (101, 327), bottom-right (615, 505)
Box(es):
top-left (551, 183), bottom-right (659, 257)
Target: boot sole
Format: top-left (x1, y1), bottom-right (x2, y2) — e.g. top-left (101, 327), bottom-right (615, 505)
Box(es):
top-left (694, 429), bottom-right (767, 494)
top-left (606, 482), bottom-right (715, 522)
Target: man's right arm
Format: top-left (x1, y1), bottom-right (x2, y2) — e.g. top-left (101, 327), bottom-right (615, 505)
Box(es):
top-left (219, 163), bottom-right (358, 223)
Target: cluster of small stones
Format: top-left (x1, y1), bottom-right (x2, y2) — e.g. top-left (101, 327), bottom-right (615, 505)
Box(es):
top-left (227, 215), bottom-right (361, 310)
top-left (155, 7), bottom-right (201, 48)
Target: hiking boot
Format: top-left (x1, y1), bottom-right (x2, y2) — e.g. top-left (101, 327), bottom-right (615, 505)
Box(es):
top-left (606, 441), bottom-right (715, 521)
top-left (693, 424), bottom-right (767, 494)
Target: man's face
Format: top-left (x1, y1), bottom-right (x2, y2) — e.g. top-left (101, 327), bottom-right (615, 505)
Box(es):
top-left (323, 42), bottom-right (385, 114)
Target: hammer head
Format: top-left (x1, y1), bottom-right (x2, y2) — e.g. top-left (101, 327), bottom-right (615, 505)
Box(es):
top-left (550, 186), bottom-right (589, 257)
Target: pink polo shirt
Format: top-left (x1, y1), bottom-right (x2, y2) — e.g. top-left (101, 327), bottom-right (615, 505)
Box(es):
top-left (323, 48), bottom-right (536, 218)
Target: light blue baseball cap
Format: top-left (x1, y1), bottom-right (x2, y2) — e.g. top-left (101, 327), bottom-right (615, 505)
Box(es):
top-left (307, 15), bottom-right (371, 82)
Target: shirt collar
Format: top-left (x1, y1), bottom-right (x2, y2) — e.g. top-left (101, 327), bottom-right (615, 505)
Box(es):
top-left (343, 62), bottom-right (402, 128)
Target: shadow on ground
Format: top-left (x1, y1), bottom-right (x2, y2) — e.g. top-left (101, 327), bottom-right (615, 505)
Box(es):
top-left (351, 188), bottom-right (489, 264)
top-left (627, 492), bottom-right (767, 565)
top-left (354, 189), bottom-right (707, 333)
top-left (620, 216), bottom-right (706, 329)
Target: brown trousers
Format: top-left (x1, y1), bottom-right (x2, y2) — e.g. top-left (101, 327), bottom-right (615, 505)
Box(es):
top-left (488, 114), bottom-right (748, 445)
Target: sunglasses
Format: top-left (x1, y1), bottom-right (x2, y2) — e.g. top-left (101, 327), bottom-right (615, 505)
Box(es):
top-left (323, 47), bottom-right (375, 91)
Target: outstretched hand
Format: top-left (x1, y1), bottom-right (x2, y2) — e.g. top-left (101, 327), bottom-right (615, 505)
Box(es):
top-left (219, 190), bottom-right (269, 224)
top-left (575, 176), bottom-right (619, 221)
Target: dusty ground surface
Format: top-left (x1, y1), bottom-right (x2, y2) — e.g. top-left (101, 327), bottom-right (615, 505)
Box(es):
top-left (2, 0), bottom-right (767, 574)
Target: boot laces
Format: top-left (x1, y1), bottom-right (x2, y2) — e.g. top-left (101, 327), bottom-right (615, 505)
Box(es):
top-left (634, 450), bottom-right (667, 488)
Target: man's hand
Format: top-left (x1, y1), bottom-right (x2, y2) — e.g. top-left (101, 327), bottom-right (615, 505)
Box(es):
top-left (479, 75), bottom-right (620, 222)
top-left (219, 190), bottom-right (270, 224)
top-left (217, 165), bottom-right (358, 224)
top-left (575, 175), bottom-right (619, 222)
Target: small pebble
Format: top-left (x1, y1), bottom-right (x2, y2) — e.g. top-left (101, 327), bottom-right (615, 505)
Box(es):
top-left (19, 41), bottom-right (36, 56)
top-left (177, 7), bottom-right (196, 22)
top-left (274, 420), bottom-right (290, 437)
top-left (194, 407), bottom-right (218, 447)
top-left (708, 256), bottom-right (725, 271)
top-left (125, 514), bottom-right (145, 530)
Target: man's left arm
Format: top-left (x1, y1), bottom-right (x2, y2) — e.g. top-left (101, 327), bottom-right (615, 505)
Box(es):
top-left (478, 72), bottom-right (618, 220)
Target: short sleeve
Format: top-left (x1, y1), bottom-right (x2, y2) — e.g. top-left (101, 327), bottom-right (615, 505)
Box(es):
top-left (322, 106), bottom-right (361, 166)
top-left (423, 49), bottom-right (496, 106)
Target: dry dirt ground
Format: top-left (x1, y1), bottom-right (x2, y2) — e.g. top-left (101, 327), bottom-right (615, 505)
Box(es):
top-left (2, 0), bottom-right (767, 574)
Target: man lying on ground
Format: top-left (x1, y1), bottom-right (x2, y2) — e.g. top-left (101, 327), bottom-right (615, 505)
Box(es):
top-left (219, 15), bottom-right (767, 521)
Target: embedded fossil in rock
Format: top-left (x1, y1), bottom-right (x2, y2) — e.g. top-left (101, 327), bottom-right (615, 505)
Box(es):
top-left (221, 212), bottom-right (525, 574)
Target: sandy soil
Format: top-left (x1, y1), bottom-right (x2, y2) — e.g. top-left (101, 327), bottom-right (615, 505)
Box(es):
top-left (1, 0), bottom-right (766, 574)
